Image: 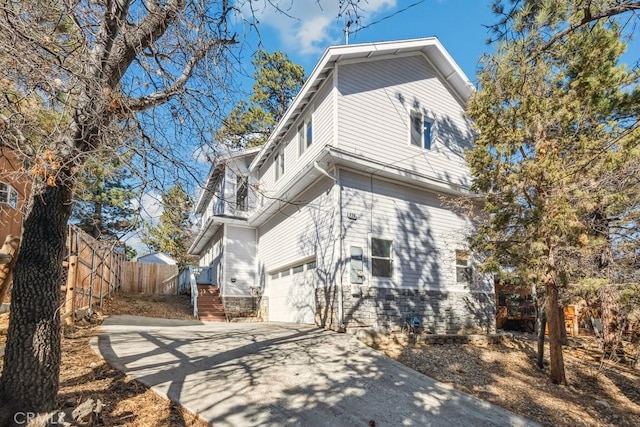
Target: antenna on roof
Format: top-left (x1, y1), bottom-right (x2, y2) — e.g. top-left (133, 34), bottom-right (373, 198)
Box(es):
top-left (344, 20), bottom-right (352, 45)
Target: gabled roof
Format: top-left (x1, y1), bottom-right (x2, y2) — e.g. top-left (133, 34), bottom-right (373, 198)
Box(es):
top-left (249, 37), bottom-right (475, 171)
top-left (137, 252), bottom-right (176, 265)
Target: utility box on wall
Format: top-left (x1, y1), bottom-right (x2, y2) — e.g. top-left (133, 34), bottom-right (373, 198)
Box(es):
top-left (350, 246), bottom-right (364, 284)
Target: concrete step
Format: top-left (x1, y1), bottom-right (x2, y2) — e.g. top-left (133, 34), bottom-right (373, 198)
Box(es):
top-left (198, 306), bottom-right (225, 311)
top-left (199, 311), bottom-right (226, 317)
top-left (199, 315), bottom-right (227, 322)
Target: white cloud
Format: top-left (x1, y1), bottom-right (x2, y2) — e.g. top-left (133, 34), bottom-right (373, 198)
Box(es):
top-left (244, 0), bottom-right (397, 54)
top-left (134, 191), bottom-right (164, 225)
top-left (121, 191), bottom-right (165, 258)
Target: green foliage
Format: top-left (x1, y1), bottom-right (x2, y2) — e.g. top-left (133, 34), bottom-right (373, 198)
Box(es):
top-left (72, 154), bottom-right (137, 240)
top-left (467, 1), bottom-right (639, 285)
top-left (215, 49), bottom-right (304, 148)
top-left (142, 184), bottom-right (193, 268)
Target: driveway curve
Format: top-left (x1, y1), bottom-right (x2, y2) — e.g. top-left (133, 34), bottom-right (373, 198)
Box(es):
top-left (94, 315), bottom-right (538, 426)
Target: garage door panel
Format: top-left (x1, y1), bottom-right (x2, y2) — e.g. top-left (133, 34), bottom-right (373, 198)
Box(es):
top-left (269, 271), bottom-right (315, 324)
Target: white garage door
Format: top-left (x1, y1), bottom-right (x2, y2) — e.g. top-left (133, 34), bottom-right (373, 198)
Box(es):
top-left (268, 268), bottom-right (315, 324)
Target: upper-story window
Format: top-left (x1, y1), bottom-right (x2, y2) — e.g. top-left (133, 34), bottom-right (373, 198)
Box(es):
top-left (275, 149), bottom-right (285, 181)
top-left (0, 183), bottom-right (18, 209)
top-left (298, 115), bottom-right (313, 156)
top-left (410, 110), bottom-right (433, 150)
top-left (236, 175), bottom-right (248, 211)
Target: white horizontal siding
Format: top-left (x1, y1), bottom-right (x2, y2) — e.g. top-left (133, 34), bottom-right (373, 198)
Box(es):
top-left (257, 77), bottom-right (334, 201)
top-left (223, 225), bottom-right (257, 296)
top-left (258, 177), bottom-right (338, 293)
top-left (339, 169), bottom-right (479, 292)
top-left (337, 54), bottom-right (473, 188)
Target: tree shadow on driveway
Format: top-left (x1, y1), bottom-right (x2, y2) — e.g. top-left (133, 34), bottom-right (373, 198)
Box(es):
top-left (96, 316), bottom-right (537, 426)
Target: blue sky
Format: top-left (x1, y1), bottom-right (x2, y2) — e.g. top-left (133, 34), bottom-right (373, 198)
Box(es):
top-left (127, 1), bottom-right (497, 256)
top-left (240, 0), bottom-right (497, 85)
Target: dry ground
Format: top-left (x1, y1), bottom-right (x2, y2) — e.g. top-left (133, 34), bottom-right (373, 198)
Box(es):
top-left (2, 293), bottom-right (640, 426)
top-left (0, 292), bottom-right (208, 427)
top-left (372, 332), bottom-right (640, 427)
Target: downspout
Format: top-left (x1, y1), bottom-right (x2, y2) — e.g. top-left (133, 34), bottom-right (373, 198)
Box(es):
top-left (313, 161), bottom-right (345, 331)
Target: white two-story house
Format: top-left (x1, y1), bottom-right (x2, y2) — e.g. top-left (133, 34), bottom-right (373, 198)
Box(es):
top-left (189, 38), bottom-right (496, 334)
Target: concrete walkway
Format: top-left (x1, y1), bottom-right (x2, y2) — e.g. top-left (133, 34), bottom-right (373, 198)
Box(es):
top-left (94, 316), bottom-right (539, 427)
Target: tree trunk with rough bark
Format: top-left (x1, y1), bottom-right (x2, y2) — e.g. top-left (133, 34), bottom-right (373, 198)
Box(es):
top-left (559, 304), bottom-right (568, 345)
top-left (536, 299), bottom-right (547, 369)
top-left (0, 182), bottom-right (73, 412)
top-left (545, 281), bottom-right (567, 385)
top-left (0, 235), bottom-right (21, 304)
top-left (599, 286), bottom-right (624, 360)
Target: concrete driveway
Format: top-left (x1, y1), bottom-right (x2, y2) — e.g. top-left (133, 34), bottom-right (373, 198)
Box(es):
top-left (95, 316), bottom-right (538, 426)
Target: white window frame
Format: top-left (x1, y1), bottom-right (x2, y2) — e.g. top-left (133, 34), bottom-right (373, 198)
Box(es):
top-left (369, 235), bottom-right (394, 279)
top-left (409, 110), bottom-right (434, 150)
top-left (235, 175), bottom-right (248, 211)
top-left (0, 182), bottom-right (18, 209)
top-left (274, 148), bottom-right (285, 181)
top-left (455, 249), bottom-right (472, 284)
top-left (298, 113), bottom-right (313, 156)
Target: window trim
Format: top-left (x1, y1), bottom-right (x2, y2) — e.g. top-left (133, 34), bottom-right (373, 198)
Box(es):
top-left (409, 110), bottom-right (434, 150)
top-left (297, 113), bottom-right (313, 157)
top-left (235, 175), bottom-right (248, 211)
top-left (274, 148), bottom-right (285, 181)
top-left (455, 249), bottom-right (472, 284)
top-left (369, 235), bottom-right (394, 279)
top-left (0, 182), bottom-right (18, 209)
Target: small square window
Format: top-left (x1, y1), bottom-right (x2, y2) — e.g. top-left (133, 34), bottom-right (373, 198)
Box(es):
top-left (281, 269), bottom-right (291, 277)
top-left (306, 260), bottom-right (316, 270)
top-left (292, 265), bottom-right (304, 274)
top-left (0, 183), bottom-right (18, 209)
top-left (270, 272), bottom-right (279, 280)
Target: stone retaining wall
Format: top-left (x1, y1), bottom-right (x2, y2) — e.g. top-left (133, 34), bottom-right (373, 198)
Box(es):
top-left (317, 285), bottom-right (496, 334)
top-left (222, 296), bottom-right (259, 319)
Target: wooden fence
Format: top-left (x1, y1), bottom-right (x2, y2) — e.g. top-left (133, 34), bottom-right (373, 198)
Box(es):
top-left (121, 262), bottom-right (179, 295)
top-left (65, 226), bottom-right (126, 321)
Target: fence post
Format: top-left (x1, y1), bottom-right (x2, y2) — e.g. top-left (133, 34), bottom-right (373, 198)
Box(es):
top-left (64, 256), bottom-right (78, 326)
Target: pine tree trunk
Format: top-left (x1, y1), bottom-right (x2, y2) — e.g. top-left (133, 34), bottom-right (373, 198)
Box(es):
top-left (0, 182), bottom-right (72, 412)
top-left (536, 299), bottom-right (546, 369)
top-left (545, 281), bottom-right (567, 385)
top-left (91, 201), bottom-right (103, 239)
top-left (559, 304), bottom-right (568, 345)
top-left (599, 286), bottom-right (623, 360)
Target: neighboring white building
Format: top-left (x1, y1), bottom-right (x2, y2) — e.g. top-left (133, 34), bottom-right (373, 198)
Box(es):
top-left (189, 38), bottom-right (495, 333)
top-left (137, 252), bottom-right (177, 265)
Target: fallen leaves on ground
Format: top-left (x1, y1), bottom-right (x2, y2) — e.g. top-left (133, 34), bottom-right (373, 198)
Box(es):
top-left (372, 332), bottom-right (640, 427)
top-left (1, 292), bottom-right (208, 426)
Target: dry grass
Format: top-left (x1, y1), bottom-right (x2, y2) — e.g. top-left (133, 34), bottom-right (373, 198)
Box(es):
top-left (372, 332), bottom-right (640, 427)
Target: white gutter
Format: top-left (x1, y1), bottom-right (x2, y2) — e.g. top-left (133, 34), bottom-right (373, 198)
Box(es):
top-left (313, 161), bottom-right (345, 331)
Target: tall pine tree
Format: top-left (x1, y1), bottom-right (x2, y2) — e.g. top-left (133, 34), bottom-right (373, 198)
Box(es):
top-left (73, 154), bottom-right (137, 241)
top-left (215, 49), bottom-right (304, 148)
top-left (467, 1), bottom-right (639, 384)
top-left (142, 184), bottom-right (192, 268)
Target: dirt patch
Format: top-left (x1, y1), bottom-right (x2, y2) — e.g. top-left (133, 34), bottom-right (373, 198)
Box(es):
top-left (101, 292), bottom-right (195, 319)
top-left (372, 332), bottom-right (640, 427)
top-left (57, 325), bottom-right (207, 426)
top-left (0, 292), bottom-right (207, 426)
